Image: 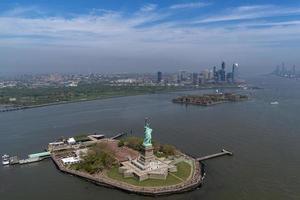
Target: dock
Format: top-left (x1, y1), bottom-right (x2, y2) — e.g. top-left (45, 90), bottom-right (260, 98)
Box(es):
top-left (196, 149), bottom-right (233, 161)
top-left (110, 132), bottom-right (126, 139)
top-left (6, 151), bottom-right (51, 165)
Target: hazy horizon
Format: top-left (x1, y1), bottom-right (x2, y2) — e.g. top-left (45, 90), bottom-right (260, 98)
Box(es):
top-left (1, 0), bottom-right (300, 75)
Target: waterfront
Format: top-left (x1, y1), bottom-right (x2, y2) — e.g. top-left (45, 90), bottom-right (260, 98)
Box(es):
top-left (0, 76), bottom-right (300, 200)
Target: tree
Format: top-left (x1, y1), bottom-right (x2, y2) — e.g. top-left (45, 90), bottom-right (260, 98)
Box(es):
top-left (71, 143), bottom-right (117, 174)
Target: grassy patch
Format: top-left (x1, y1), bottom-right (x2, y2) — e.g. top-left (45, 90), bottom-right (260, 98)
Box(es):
top-left (172, 161), bottom-right (192, 181)
top-left (106, 161), bottom-right (192, 187)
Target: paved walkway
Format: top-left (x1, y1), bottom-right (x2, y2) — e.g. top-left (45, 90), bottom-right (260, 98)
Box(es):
top-left (169, 172), bottom-right (184, 182)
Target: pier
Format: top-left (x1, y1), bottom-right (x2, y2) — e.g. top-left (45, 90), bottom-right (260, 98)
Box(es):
top-left (110, 132), bottom-right (126, 139)
top-left (196, 149), bottom-right (233, 161)
top-left (6, 151), bottom-right (51, 165)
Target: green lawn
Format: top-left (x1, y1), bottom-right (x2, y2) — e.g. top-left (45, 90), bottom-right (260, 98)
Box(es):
top-left (106, 161), bottom-right (192, 187)
top-left (172, 161), bottom-right (192, 181)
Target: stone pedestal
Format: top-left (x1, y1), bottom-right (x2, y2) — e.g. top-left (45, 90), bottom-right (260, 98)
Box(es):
top-left (119, 144), bottom-right (176, 181)
top-left (138, 145), bottom-right (155, 167)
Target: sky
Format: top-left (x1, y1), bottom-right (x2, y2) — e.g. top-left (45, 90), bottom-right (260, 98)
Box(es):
top-left (1, 0), bottom-right (300, 75)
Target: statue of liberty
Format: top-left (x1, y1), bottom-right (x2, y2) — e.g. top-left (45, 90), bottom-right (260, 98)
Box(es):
top-left (143, 118), bottom-right (152, 147)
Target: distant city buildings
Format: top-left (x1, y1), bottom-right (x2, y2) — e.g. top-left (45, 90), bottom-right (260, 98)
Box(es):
top-left (0, 61), bottom-right (241, 89)
top-left (158, 61), bottom-right (241, 86)
top-left (178, 70), bottom-right (189, 83)
top-left (273, 63), bottom-right (297, 78)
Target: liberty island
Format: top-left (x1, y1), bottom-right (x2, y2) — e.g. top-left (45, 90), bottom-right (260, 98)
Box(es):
top-left (49, 119), bottom-right (203, 196)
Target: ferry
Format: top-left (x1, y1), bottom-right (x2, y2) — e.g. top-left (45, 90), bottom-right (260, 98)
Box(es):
top-left (2, 154), bottom-right (10, 165)
top-left (270, 101), bottom-right (279, 105)
top-left (19, 157), bottom-right (41, 164)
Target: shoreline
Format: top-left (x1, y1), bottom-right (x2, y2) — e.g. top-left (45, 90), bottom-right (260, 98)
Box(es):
top-left (51, 153), bottom-right (203, 196)
top-left (0, 85), bottom-right (241, 113)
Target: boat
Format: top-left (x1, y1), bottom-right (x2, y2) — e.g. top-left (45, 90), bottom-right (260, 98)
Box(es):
top-left (9, 156), bottom-right (19, 165)
top-left (270, 101), bottom-right (279, 105)
top-left (18, 152), bottom-right (50, 164)
top-left (2, 154), bottom-right (10, 165)
top-left (215, 89), bottom-right (223, 95)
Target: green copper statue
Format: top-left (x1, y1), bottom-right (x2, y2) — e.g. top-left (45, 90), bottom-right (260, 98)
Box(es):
top-left (143, 118), bottom-right (152, 147)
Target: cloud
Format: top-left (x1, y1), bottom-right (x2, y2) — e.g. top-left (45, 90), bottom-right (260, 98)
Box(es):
top-left (140, 4), bottom-right (157, 12)
top-left (196, 5), bottom-right (300, 23)
top-left (1, 4), bottom-right (300, 47)
top-left (235, 5), bottom-right (273, 12)
top-left (1, 5), bottom-right (45, 17)
top-left (0, 4), bottom-right (300, 73)
top-left (169, 2), bottom-right (209, 9)
top-left (234, 20), bottom-right (300, 28)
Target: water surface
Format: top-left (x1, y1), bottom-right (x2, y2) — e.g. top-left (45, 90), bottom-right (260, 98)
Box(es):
top-left (0, 76), bottom-right (299, 200)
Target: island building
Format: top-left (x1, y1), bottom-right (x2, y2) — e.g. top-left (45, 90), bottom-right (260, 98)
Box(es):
top-left (119, 120), bottom-right (177, 181)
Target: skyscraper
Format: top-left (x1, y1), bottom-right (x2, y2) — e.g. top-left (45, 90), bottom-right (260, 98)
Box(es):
top-left (226, 72), bottom-right (232, 83)
top-left (201, 69), bottom-right (209, 80)
top-left (213, 66), bottom-right (218, 82)
top-left (220, 61), bottom-right (226, 82)
top-left (178, 70), bottom-right (188, 83)
top-left (232, 63), bottom-right (238, 82)
top-left (192, 73), bottom-right (199, 85)
top-left (222, 61), bottom-right (226, 70)
top-left (157, 71), bottom-right (162, 83)
top-left (208, 70), bottom-right (214, 80)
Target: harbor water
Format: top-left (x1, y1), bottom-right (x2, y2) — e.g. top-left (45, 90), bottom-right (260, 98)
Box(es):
top-left (0, 76), bottom-right (299, 200)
